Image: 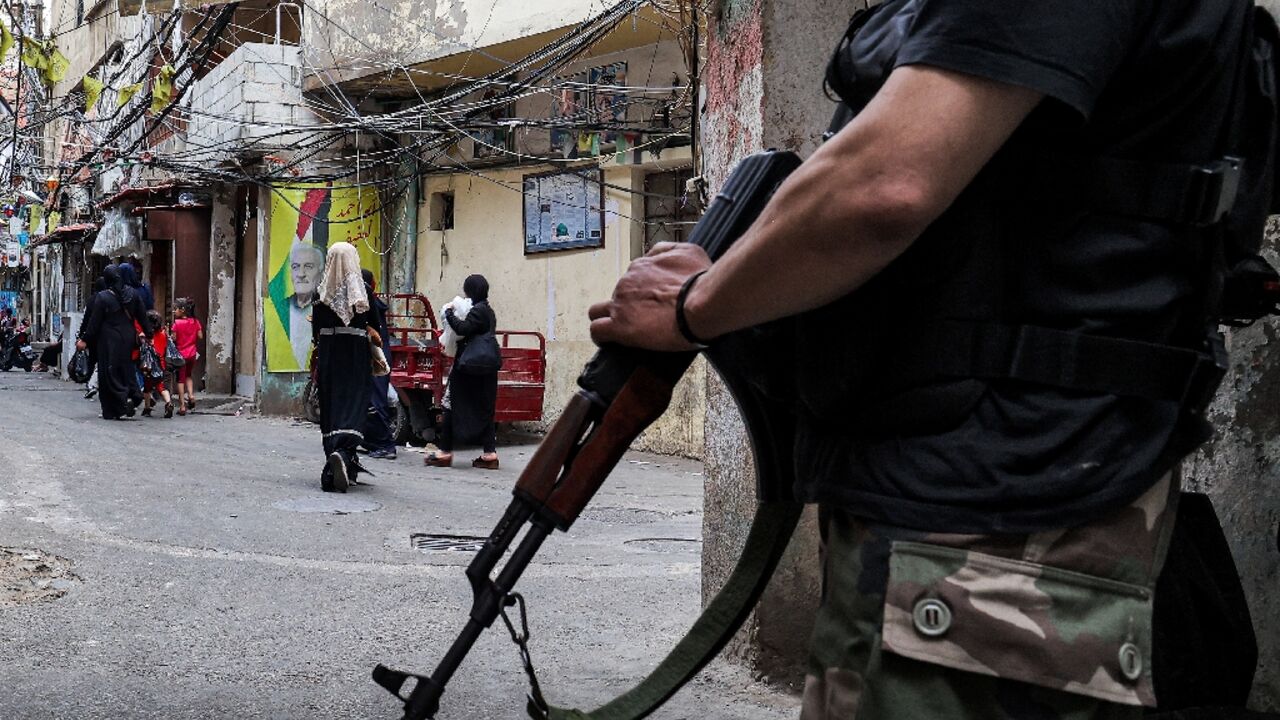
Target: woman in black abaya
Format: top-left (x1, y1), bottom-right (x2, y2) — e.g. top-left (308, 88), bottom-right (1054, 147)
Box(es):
top-left (425, 274), bottom-right (500, 470)
top-left (313, 242), bottom-right (377, 492)
top-left (120, 262), bottom-right (154, 311)
top-left (76, 265), bottom-right (150, 420)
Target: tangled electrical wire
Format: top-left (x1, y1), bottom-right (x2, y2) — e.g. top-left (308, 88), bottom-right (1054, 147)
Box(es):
top-left (4, 0), bottom-right (700, 232)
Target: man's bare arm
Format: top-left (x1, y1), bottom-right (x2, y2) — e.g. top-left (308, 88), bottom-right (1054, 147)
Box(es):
top-left (589, 66), bottom-right (1043, 351)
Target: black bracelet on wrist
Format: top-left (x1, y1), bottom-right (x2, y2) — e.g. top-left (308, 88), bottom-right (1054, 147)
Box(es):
top-left (676, 271), bottom-right (712, 348)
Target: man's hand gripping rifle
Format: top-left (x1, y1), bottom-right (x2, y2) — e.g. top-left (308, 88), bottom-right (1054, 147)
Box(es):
top-left (373, 150), bottom-right (803, 720)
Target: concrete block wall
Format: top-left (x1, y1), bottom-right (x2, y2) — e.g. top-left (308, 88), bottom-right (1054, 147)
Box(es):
top-left (190, 43), bottom-right (316, 157)
top-left (1183, 217), bottom-right (1280, 711)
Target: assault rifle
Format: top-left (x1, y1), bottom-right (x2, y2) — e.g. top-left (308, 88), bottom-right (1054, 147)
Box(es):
top-left (373, 150), bottom-right (805, 720)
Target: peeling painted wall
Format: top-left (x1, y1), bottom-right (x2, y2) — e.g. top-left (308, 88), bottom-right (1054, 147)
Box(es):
top-left (206, 186), bottom-right (238, 395)
top-left (258, 372), bottom-right (309, 416)
top-left (1183, 221), bottom-right (1280, 711)
top-left (415, 150), bottom-right (705, 458)
top-left (304, 0), bottom-right (596, 84)
top-left (700, 0), bottom-right (861, 688)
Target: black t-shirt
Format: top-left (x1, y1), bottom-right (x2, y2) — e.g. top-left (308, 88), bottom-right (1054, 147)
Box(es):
top-left (798, 0), bottom-right (1249, 532)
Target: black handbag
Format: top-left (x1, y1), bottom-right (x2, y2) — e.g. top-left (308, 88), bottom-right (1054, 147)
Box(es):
top-left (454, 319), bottom-right (502, 376)
top-left (165, 336), bottom-right (186, 368)
top-left (68, 347), bottom-right (91, 383)
top-left (139, 342), bottom-right (165, 380)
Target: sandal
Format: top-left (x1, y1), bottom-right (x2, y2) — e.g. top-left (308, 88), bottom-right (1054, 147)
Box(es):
top-left (424, 453), bottom-right (453, 468)
top-left (163, 402), bottom-right (174, 419)
top-left (472, 456), bottom-right (499, 470)
top-left (177, 406), bottom-right (187, 416)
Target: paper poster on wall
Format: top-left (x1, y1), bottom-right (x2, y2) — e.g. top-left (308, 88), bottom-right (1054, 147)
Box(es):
top-left (0, 291), bottom-right (16, 314)
top-left (264, 184), bottom-right (382, 373)
top-left (522, 168), bottom-right (605, 254)
top-left (550, 62), bottom-right (627, 159)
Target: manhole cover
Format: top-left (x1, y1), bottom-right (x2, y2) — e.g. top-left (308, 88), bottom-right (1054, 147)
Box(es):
top-left (273, 496), bottom-right (382, 514)
top-left (411, 534), bottom-right (487, 553)
top-left (580, 507), bottom-right (667, 525)
top-left (1, 548), bottom-right (80, 607)
top-left (623, 538), bottom-right (702, 553)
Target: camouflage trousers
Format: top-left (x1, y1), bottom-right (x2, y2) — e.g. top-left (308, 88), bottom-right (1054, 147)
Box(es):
top-left (801, 474), bottom-right (1179, 720)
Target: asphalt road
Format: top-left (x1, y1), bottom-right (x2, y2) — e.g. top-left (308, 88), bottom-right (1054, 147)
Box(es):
top-left (0, 370), bottom-right (798, 720)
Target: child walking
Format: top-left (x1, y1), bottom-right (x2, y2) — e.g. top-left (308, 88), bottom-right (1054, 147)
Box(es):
top-left (141, 310), bottom-right (175, 418)
top-left (171, 298), bottom-right (203, 416)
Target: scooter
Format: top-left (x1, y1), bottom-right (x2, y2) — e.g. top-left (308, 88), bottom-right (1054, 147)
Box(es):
top-left (0, 326), bottom-right (37, 372)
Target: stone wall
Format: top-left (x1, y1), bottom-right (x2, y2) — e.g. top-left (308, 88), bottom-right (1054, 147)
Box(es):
top-left (699, 0), bottom-right (864, 688)
top-left (1182, 219), bottom-right (1280, 712)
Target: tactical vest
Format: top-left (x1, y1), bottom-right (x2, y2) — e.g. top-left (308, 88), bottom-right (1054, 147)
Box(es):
top-left (789, 0), bottom-right (1280, 444)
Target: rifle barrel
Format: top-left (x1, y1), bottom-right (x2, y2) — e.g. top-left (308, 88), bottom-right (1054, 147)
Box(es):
top-left (403, 521), bottom-right (554, 720)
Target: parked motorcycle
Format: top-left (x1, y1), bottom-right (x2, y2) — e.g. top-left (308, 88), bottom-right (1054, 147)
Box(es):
top-left (0, 326), bottom-right (37, 372)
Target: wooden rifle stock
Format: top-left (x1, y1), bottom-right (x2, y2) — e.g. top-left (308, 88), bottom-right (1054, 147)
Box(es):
top-left (374, 150), bottom-right (803, 719)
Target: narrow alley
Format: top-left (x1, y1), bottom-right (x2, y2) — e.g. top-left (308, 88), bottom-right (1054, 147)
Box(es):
top-left (0, 369), bottom-right (797, 719)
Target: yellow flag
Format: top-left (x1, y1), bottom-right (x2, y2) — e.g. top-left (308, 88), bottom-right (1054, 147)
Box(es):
top-left (19, 38), bottom-right (46, 70)
top-left (118, 82), bottom-right (142, 107)
top-left (83, 75), bottom-right (104, 112)
top-left (43, 47), bottom-right (70, 85)
top-left (150, 64), bottom-right (175, 113)
top-left (28, 204), bottom-right (43, 235)
top-left (0, 24), bottom-right (13, 64)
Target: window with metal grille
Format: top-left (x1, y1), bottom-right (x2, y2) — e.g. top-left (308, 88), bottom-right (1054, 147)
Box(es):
top-left (643, 168), bottom-right (698, 254)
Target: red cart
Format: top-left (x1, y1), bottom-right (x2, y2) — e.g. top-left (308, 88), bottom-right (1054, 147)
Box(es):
top-left (301, 293), bottom-right (547, 443)
top-left (381, 293), bottom-right (546, 444)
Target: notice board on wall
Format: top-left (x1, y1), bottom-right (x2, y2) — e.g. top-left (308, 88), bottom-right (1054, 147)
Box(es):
top-left (522, 168), bottom-right (605, 254)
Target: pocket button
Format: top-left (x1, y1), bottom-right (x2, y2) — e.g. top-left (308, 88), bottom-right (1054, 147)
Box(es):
top-left (1118, 642), bottom-right (1143, 681)
top-left (912, 598), bottom-right (952, 638)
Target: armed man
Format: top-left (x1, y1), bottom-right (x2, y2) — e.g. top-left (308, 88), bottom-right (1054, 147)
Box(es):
top-left (591, 0), bottom-right (1276, 717)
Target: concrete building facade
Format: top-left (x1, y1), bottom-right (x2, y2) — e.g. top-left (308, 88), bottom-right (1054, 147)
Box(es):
top-left (31, 0), bottom-right (705, 459)
top-left (38, 0), bottom-right (320, 399)
top-left (301, 1), bottom-right (705, 455)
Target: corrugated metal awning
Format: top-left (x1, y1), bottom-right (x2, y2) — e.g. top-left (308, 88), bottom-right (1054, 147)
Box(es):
top-left (29, 223), bottom-right (98, 248)
top-left (96, 183), bottom-right (178, 210)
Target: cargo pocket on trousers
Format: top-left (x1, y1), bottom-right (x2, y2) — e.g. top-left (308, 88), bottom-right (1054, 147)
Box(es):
top-left (880, 541), bottom-right (1157, 707)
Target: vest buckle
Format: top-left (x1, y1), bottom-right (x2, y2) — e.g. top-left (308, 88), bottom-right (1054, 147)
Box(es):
top-left (1190, 156), bottom-right (1243, 226)
top-left (1181, 339), bottom-right (1229, 415)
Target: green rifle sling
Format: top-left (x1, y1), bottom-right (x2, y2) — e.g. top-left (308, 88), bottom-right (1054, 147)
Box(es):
top-left (532, 501), bottom-right (804, 720)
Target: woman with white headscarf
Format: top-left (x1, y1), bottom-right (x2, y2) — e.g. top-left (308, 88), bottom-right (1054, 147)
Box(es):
top-left (312, 242), bottom-right (379, 492)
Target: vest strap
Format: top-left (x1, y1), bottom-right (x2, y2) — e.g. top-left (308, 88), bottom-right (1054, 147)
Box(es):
top-left (1050, 155), bottom-right (1243, 227)
top-left (889, 322), bottom-right (1226, 414)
